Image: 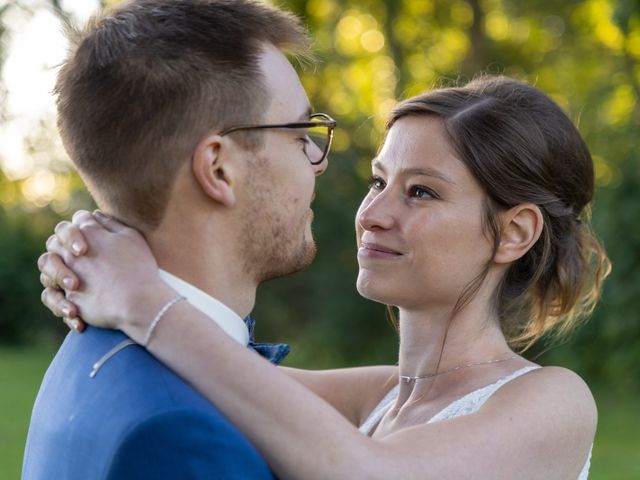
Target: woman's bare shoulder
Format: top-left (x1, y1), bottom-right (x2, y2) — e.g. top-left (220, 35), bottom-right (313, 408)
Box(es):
top-left (491, 365), bottom-right (596, 414)
top-left (484, 365), bottom-right (597, 449)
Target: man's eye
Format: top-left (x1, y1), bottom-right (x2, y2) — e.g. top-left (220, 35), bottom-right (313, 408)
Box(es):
top-left (368, 176), bottom-right (385, 190)
top-left (409, 185), bottom-right (437, 199)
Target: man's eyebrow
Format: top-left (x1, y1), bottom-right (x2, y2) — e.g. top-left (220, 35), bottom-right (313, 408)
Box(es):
top-left (372, 160), bottom-right (455, 184)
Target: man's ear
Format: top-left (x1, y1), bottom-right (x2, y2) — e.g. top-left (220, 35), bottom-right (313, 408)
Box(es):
top-left (493, 204), bottom-right (544, 265)
top-left (191, 133), bottom-right (237, 207)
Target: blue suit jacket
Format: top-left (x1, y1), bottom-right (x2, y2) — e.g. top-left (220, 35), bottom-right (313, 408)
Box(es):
top-left (22, 327), bottom-right (276, 479)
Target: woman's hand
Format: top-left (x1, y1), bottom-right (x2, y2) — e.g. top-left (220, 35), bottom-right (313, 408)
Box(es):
top-left (39, 211), bottom-right (92, 331)
top-left (38, 210), bottom-right (176, 340)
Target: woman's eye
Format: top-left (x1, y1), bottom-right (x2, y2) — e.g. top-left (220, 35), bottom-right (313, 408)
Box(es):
top-left (368, 176), bottom-right (385, 190)
top-left (409, 185), bottom-right (437, 199)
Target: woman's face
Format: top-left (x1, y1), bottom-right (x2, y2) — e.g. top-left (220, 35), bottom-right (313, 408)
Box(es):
top-left (355, 115), bottom-right (495, 311)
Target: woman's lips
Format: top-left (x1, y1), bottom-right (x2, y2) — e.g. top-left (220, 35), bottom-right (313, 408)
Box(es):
top-left (358, 242), bottom-right (402, 259)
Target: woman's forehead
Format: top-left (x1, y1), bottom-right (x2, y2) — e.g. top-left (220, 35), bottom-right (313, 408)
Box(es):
top-left (376, 117), bottom-right (460, 172)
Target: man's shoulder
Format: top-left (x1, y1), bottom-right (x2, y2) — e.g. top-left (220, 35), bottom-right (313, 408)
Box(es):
top-left (43, 326), bottom-right (213, 413)
top-left (27, 327), bottom-right (221, 453)
top-left (27, 326), bottom-right (221, 456)
top-left (24, 327), bottom-right (260, 480)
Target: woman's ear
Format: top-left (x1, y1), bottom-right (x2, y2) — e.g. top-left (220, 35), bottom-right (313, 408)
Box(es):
top-left (191, 133), bottom-right (237, 207)
top-left (494, 204), bottom-right (544, 265)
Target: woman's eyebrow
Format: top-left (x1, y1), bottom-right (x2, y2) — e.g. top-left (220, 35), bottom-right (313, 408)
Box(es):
top-left (372, 160), bottom-right (455, 184)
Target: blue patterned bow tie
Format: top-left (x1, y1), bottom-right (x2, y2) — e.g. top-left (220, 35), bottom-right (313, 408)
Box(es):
top-left (243, 315), bottom-right (290, 365)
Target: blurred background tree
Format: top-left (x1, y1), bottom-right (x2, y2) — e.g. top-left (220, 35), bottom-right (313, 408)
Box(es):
top-left (0, 0), bottom-right (97, 347)
top-left (0, 0), bottom-right (638, 386)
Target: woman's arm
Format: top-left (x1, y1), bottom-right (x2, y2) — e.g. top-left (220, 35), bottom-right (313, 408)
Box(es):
top-left (42, 212), bottom-right (596, 480)
top-left (121, 296), bottom-right (596, 480)
top-left (38, 214), bottom-right (398, 426)
top-left (281, 366), bottom-right (398, 426)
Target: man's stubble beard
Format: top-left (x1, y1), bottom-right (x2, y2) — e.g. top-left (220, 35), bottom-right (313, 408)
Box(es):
top-left (240, 167), bottom-right (317, 284)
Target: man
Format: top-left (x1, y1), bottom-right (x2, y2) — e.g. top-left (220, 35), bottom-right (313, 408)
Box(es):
top-left (23, 0), bottom-right (335, 478)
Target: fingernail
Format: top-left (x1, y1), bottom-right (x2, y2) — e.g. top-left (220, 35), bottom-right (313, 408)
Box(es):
top-left (61, 305), bottom-right (71, 317)
top-left (62, 277), bottom-right (74, 289)
top-left (70, 319), bottom-right (80, 331)
top-left (72, 242), bottom-right (82, 254)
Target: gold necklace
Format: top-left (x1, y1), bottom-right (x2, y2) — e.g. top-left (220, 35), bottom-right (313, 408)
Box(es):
top-left (399, 355), bottom-right (519, 383)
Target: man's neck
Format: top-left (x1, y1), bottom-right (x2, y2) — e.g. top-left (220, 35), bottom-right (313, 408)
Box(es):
top-left (147, 234), bottom-right (258, 319)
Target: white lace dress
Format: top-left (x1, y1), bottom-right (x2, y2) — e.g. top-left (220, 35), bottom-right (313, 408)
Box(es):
top-left (359, 366), bottom-right (591, 479)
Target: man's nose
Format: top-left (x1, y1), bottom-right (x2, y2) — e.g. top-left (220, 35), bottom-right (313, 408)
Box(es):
top-left (313, 154), bottom-right (328, 176)
top-left (309, 141), bottom-right (328, 176)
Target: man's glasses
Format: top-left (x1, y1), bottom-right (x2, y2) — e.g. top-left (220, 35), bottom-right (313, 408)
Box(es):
top-left (219, 113), bottom-right (337, 165)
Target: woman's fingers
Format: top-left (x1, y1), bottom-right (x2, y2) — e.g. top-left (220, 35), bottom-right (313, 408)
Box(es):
top-left (40, 286), bottom-right (87, 332)
top-left (71, 210), bottom-right (93, 225)
top-left (41, 287), bottom-right (78, 319)
top-left (38, 252), bottom-right (80, 291)
top-left (63, 317), bottom-right (86, 333)
top-left (46, 233), bottom-right (78, 267)
top-left (93, 210), bottom-right (131, 234)
top-left (54, 217), bottom-right (89, 256)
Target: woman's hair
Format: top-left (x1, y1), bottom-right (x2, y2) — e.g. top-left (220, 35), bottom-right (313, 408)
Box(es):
top-left (388, 76), bottom-right (610, 350)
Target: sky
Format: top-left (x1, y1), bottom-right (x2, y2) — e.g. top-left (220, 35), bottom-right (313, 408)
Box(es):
top-left (0, 0), bottom-right (100, 181)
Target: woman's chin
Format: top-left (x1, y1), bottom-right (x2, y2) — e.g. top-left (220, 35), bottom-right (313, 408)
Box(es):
top-left (356, 276), bottom-right (395, 304)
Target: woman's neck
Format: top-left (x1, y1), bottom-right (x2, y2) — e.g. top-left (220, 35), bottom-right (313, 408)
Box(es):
top-left (396, 299), bottom-right (513, 387)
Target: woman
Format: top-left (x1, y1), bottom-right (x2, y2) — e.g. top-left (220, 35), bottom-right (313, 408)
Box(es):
top-left (39, 76), bottom-right (609, 479)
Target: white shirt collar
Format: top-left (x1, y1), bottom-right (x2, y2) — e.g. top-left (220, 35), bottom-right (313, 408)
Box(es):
top-left (158, 269), bottom-right (249, 346)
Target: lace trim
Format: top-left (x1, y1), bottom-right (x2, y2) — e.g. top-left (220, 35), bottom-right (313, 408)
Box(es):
top-left (427, 366), bottom-right (540, 423)
top-left (359, 366), bottom-right (539, 434)
top-left (358, 384), bottom-right (399, 435)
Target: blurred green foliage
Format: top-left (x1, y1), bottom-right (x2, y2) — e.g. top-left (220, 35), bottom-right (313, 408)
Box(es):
top-left (0, 0), bottom-right (638, 393)
top-left (0, 203), bottom-right (55, 344)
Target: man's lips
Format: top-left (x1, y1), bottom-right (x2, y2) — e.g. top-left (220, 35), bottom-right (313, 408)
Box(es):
top-left (358, 242), bottom-right (403, 256)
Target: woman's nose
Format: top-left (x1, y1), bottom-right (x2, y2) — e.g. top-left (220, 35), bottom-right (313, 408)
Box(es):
top-left (357, 193), bottom-right (395, 231)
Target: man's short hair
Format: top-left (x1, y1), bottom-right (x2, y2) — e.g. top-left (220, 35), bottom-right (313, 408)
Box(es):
top-left (55, 0), bottom-right (310, 230)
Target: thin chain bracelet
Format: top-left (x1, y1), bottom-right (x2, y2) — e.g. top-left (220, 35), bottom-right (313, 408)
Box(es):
top-left (141, 295), bottom-right (186, 347)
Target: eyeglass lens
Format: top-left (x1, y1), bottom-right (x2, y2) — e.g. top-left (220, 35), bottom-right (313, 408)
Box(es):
top-left (306, 124), bottom-right (330, 161)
